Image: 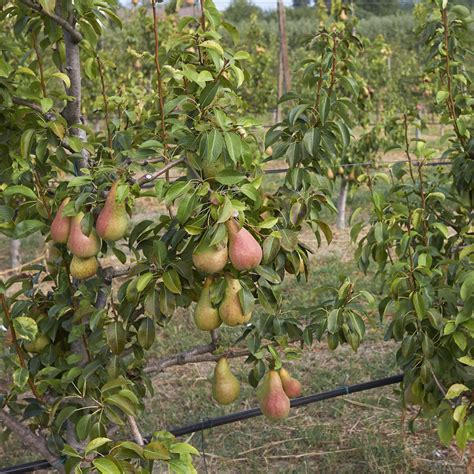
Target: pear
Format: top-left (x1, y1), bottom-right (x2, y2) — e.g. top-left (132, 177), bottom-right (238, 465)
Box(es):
top-left (67, 212), bottom-right (101, 258)
top-left (70, 255), bottom-right (98, 280)
top-left (192, 241), bottom-right (228, 274)
top-left (194, 277), bottom-right (222, 331)
top-left (96, 182), bottom-right (129, 242)
top-left (24, 334), bottom-right (50, 353)
top-left (226, 219), bottom-right (262, 271)
top-left (50, 197), bottom-right (71, 244)
top-left (218, 275), bottom-right (251, 327)
top-left (212, 358), bottom-right (240, 405)
top-left (259, 370), bottom-right (290, 421)
top-left (279, 368), bottom-right (302, 399)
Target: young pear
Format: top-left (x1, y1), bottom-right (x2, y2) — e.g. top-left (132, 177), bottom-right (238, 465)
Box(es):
top-left (259, 370), bottom-right (291, 421)
top-left (70, 255), bottom-right (98, 280)
top-left (212, 358), bottom-right (240, 405)
top-left (192, 241), bottom-right (228, 274)
top-left (279, 368), bottom-right (302, 399)
top-left (67, 212), bottom-right (101, 258)
top-left (218, 275), bottom-right (251, 327)
top-left (194, 277), bottom-right (222, 331)
top-left (96, 182), bottom-right (129, 242)
top-left (24, 334), bottom-right (50, 353)
top-left (50, 197), bottom-right (71, 244)
top-left (226, 219), bottom-right (262, 271)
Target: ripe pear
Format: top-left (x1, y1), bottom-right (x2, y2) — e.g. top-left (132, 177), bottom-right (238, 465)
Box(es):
top-left (259, 370), bottom-right (291, 421)
top-left (70, 255), bottom-right (98, 280)
top-left (226, 219), bottom-right (262, 271)
top-left (50, 197), bottom-right (71, 244)
top-left (194, 277), bottom-right (222, 331)
top-left (212, 358), bottom-right (240, 405)
top-left (96, 182), bottom-right (129, 242)
top-left (192, 241), bottom-right (228, 274)
top-left (67, 212), bottom-right (100, 258)
top-left (218, 275), bottom-right (251, 327)
top-left (279, 368), bottom-right (302, 399)
top-left (24, 334), bottom-right (50, 353)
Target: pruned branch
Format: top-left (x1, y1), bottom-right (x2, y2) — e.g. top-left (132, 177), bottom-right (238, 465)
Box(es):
top-left (19, 0), bottom-right (83, 43)
top-left (144, 344), bottom-right (250, 375)
top-left (127, 415), bottom-right (144, 446)
top-left (0, 408), bottom-right (65, 473)
top-left (135, 157), bottom-right (186, 185)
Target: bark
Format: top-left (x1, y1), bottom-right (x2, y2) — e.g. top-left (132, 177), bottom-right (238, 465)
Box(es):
top-left (0, 409), bottom-right (65, 473)
top-left (10, 239), bottom-right (21, 268)
top-left (336, 178), bottom-right (348, 230)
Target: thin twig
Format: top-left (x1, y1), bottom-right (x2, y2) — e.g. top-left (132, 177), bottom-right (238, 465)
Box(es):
top-left (96, 56), bottom-right (113, 150)
top-left (32, 30), bottom-right (46, 97)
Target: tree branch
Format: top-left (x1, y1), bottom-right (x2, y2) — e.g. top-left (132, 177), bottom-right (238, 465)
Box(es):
top-left (143, 345), bottom-right (250, 375)
top-left (127, 415), bottom-right (144, 446)
top-left (0, 408), bottom-right (65, 473)
top-left (19, 0), bottom-right (83, 43)
top-left (135, 157), bottom-right (186, 185)
top-left (12, 96), bottom-right (55, 121)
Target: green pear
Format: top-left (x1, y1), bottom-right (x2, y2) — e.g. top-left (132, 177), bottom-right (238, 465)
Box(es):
top-left (226, 219), bottom-right (262, 271)
top-left (259, 370), bottom-right (290, 421)
top-left (24, 334), bottom-right (50, 353)
top-left (212, 358), bottom-right (240, 405)
top-left (194, 277), bottom-right (222, 331)
top-left (192, 241), bottom-right (228, 274)
top-left (67, 212), bottom-right (101, 258)
top-left (70, 255), bottom-right (98, 280)
top-left (218, 274), bottom-right (251, 327)
top-left (96, 182), bottom-right (129, 241)
top-left (50, 197), bottom-right (71, 244)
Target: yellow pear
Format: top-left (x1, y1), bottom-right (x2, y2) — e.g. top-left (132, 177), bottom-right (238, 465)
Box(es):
top-left (194, 277), bottom-right (222, 331)
top-left (218, 275), bottom-right (251, 327)
top-left (212, 358), bottom-right (240, 405)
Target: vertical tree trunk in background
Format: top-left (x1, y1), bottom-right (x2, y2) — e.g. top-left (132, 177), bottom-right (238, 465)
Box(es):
top-left (275, 0), bottom-right (291, 123)
top-left (336, 178), bottom-right (348, 230)
top-left (326, 0), bottom-right (331, 14)
top-left (10, 239), bottom-right (21, 269)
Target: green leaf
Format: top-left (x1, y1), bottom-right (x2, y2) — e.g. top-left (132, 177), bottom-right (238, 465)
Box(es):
top-left (92, 458), bottom-right (121, 474)
top-left (105, 394), bottom-right (136, 416)
top-left (438, 413), bottom-right (454, 446)
top-left (14, 219), bottom-right (47, 239)
top-left (255, 266), bottom-right (281, 284)
top-left (458, 356), bottom-right (474, 367)
top-left (137, 318), bottom-right (155, 350)
top-left (51, 72), bottom-right (71, 88)
top-left (200, 82), bottom-right (219, 108)
top-left (445, 383), bottom-right (469, 399)
top-left (303, 128), bottom-right (321, 157)
top-left (13, 316), bottom-right (38, 341)
top-left (13, 368), bottom-right (29, 388)
top-left (460, 273), bottom-right (473, 301)
top-left (206, 130), bottom-right (223, 162)
top-left (215, 170), bottom-right (245, 185)
top-left (258, 217), bottom-right (278, 229)
top-left (105, 322), bottom-right (126, 355)
top-left (170, 442), bottom-right (200, 456)
top-left (136, 272), bottom-right (154, 292)
top-left (4, 185), bottom-right (37, 201)
top-left (163, 269), bottom-right (182, 294)
top-left (85, 437), bottom-right (111, 455)
top-left (200, 40), bottom-right (224, 56)
top-left (223, 132), bottom-right (242, 164)
top-left (216, 197), bottom-right (234, 224)
top-left (39, 0), bottom-right (56, 13)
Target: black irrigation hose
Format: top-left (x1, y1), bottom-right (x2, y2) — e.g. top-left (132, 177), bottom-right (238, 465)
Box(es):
top-left (0, 373), bottom-right (404, 474)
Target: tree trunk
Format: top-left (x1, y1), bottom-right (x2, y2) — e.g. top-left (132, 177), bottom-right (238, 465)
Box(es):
top-left (10, 239), bottom-right (21, 268)
top-left (336, 178), bottom-right (348, 230)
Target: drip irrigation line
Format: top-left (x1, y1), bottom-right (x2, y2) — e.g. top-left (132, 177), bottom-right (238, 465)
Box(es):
top-left (0, 373), bottom-right (403, 473)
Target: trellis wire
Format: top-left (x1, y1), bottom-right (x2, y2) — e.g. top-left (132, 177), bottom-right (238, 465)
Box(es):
top-left (0, 373), bottom-right (403, 473)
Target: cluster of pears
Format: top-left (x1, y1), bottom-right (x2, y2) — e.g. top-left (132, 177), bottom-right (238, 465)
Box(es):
top-left (50, 182), bottom-right (129, 280)
top-left (193, 219), bottom-right (262, 330)
top-left (211, 358), bottom-right (302, 421)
